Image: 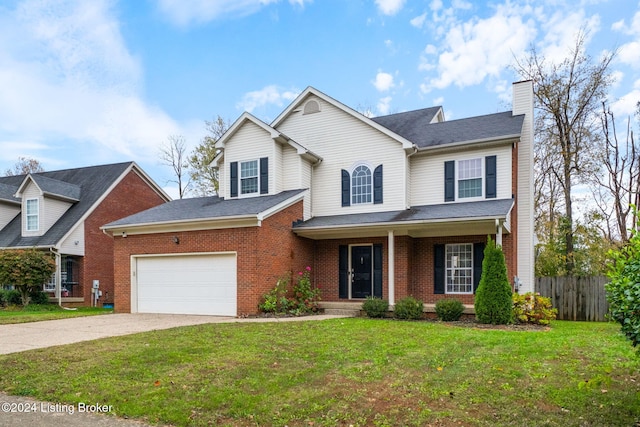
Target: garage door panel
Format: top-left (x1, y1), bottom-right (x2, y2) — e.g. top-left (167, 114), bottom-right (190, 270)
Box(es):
top-left (135, 254), bottom-right (237, 316)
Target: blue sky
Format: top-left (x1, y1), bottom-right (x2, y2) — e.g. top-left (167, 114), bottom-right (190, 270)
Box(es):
top-left (0, 0), bottom-right (639, 198)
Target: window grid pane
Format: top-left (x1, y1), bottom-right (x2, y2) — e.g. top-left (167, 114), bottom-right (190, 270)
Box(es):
top-left (26, 199), bottom-right (38, 231)
top-left (240, 160), bottom-right (258, 194)
top-left (351, 165), bottom-right (372, 204)
top-left (446, 243), bottom-right (473, 294)
top-left (458, 159), bottom-right (482, 198)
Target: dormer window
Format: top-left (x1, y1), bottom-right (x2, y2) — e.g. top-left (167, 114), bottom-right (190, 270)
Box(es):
top-left (26, 198), bottom-right (39, 231)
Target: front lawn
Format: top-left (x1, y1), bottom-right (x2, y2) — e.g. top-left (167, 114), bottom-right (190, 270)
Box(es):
top-left (0, 304), bottom-right (112, 324)
top-left (0, 319), bottom-right (638, 426)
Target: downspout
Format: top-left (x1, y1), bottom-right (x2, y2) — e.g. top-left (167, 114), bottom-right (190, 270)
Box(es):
top-left (49, 247), bottom-right (62, 307)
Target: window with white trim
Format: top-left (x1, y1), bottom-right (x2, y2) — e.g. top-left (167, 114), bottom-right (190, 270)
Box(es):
top-left (446, 243), bottom-right (473, 294)
top-left (458, 158), bottom-right (482, 198)
top-left (26, 198), bottom-right (39, 231)
top-left (240, 160), bottom-right (258, 195)
top-left (351, 165), bottom-right (372, 204)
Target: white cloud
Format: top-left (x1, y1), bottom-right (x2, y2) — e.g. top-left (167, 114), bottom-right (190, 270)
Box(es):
top-left (410, 13), bottom-right (426, 28)
top-left (236, 85), bottom-right (299, 113)
top-left (373, 72), bottom-right (395, 92)
top-left (377, 96), bottom-right (393, 115)
top-left (375, 0), bottom-right (405, 16)
top-left (618, 41), bottom-right (640, 69)
top-left (155, 0), bottom-right (311, 27)
top-left (0, 0), bottom-right (182, 168)
top-left (421, 3), bottom-right (537, 92)
top-left (611, 78), bottom-right (640, 118)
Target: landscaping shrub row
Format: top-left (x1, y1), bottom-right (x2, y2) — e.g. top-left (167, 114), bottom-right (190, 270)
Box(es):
top-left (362, 292), bottom-right (556, 325)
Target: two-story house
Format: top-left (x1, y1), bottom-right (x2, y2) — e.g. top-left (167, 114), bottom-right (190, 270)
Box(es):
top-left (0, 162), bottom-right (169, 307)
top-left (102, 81), bottom-right (533, 316)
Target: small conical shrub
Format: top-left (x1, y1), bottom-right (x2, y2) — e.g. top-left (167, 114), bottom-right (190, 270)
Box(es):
top-left (474, 236), bottom-right (513, 324)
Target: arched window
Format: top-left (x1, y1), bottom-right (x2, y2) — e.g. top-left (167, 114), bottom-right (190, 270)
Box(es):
top-left (351, 165), bottom-right (372, 204)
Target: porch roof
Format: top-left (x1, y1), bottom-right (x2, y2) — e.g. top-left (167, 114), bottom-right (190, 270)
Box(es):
top-left (293, 198), bottom-right (514, 239)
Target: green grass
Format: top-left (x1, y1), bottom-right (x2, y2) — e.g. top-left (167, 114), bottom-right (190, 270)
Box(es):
top-left (0, 304), bottom-right (112, 324)
top-left (0, 319), bottom-right (638, 426)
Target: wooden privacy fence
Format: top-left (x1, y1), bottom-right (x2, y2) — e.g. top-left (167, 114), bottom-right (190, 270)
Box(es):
top-left (535, 276), bottom-right (610, 322)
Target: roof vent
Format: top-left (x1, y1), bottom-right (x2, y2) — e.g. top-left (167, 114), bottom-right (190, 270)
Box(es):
top-left (303, 100), bottom-right (321, 115)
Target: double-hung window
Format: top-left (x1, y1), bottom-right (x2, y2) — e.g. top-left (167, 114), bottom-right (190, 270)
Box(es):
top-left (240, 160), bottom-right (258, 195)
top-left (26, 198), bottom-right (39, 231)
top-left (445, 243), bottom-right (473, 294)
top-left (458, 158), bottom-right (482, 199)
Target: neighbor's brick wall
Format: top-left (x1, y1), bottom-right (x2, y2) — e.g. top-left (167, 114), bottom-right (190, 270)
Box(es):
top-left (113, 200), bottom-right (312, 316)
top-left (83, 170), bottom-right (167, 306)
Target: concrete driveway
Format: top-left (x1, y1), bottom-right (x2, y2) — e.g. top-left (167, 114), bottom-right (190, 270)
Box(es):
top-left (0, 312), bottom-right (348, 427)
top-left (0, 312), bottom-right (347, 355)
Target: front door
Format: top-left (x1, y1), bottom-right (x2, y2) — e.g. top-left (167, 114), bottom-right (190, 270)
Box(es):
top-left (351, 245), bottom-right (373, 298)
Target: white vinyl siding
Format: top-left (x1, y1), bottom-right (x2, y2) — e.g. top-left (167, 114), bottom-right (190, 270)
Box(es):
top-left (0, 204), bottom-right (20, 231)
top-left (410, 145), bottom-right (512, 206)
top-left (223, 121), bottom-right (273, 199)
top-left (277, 96), bottom-right (407, 216)
top-left (59, 223), bottom-right (85, 256)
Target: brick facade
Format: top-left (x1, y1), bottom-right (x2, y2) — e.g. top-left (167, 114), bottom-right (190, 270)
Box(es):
top-left (82, 171), bottom-right (167, 306)
top-left (113, 201), bottom-right (313, 316)
top-left (312, 232), bottom-right (515, 306)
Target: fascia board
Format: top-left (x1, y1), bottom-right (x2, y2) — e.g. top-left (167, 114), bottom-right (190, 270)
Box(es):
top-left (414, 136), bottom-right (519, 155)
top-left (102, 215), bottom-right (260, 236)
top-left (257, 190), bottom-right (307, 221)
top-left (294, 214), bottom-right (512, 237)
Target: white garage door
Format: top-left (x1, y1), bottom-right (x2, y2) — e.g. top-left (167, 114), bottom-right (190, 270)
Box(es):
top-left (135, 253), bottom-right (237, 316)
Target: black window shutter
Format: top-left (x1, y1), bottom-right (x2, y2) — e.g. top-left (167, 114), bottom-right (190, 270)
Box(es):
top-left (373, 165), bottom-right (383, 204)
top-left (339, 245), bottom-right (349, 299)
top-left (434, 244), bottom-right (445, 294)
top-left (260, 157), bottom-right (269, 194)
top-left (230, 161), bottom-right (238, 198)
top-left (373, 244), bottom-right (383, 298)
top-left (485, 156), bottom-right (497, 199)
top-left (473, 242), bottom-right (485, 293)
top-left (341, 169), bottom-right (350, 207)
top-left (444, 161), bottom-right (455, 202)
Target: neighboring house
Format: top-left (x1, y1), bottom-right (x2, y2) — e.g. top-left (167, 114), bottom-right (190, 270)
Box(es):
top-left (102, 81), bottom-right (534, 316)
top-left (0, 162), bottom-right (169, 306)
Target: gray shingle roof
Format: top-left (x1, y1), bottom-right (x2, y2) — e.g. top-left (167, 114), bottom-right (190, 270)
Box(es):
top-left (0, 183), bottom-right (20, 204)
top-left (0, 162), bottom-right (134, 248)
top-left (293, 199), bottom-right (514, 229)
top-left (373, 110), bottom-right (524, 149)
top-left (29, 175), bottom-right (81, 201)
top-left (103, 189), bottom-right (306, 228)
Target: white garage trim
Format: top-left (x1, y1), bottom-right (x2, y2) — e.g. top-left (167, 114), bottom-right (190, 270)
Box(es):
top-left (131, 252), bottom-right (237, 316)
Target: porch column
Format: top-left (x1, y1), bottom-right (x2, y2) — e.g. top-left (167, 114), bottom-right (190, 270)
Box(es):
top-left (388, 230), bottom-right (395, 306)
top-left (495, 219), bottom-right (503, 247)
top-left (53, 250), bottom-right (62, 306)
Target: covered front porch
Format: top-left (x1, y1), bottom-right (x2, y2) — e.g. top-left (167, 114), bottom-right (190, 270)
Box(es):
top-left (294, 199), bottom-right (515, 307)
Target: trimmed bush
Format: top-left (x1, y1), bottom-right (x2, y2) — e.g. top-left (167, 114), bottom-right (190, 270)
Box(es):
top-left (474, 236), bottom-right (513, 324)
top-left (512, 292), bottom-right (557, 325)
top-left (30, 290), bottom-right (50, 305)
top-left (362, 297), bottom-right (389, 318)
top-left (435, 298), bottom-right (465, 321)
top-left (393, 296), bottom-right (424, 320)
top-left (5, 290), bottom-right (22, 306)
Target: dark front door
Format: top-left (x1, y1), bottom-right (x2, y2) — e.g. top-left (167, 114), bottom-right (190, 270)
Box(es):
top-left (351, 246), bottom-right (373, 298)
